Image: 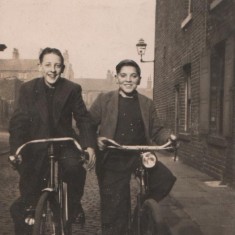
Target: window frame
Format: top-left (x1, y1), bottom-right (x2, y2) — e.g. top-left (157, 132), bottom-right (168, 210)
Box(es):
top-left (183, 63), bottom-right (192, 132)
top-left (181, 0), bottom-right (192, 29)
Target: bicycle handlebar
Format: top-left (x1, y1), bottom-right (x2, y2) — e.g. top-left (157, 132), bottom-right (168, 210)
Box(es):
top-left (104, 138), bottom-right (174, 151)
top-left (15, 137), bottom-right (83, 156)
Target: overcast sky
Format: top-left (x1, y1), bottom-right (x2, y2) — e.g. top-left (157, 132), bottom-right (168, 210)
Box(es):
top-left (0, 0), bottom-right (156, 87)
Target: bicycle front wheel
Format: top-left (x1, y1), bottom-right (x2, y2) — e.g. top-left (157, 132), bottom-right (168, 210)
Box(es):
top-left (32, 191), bottom-right (61, 235)
top-left (136, 199), bottom-right (169, 235)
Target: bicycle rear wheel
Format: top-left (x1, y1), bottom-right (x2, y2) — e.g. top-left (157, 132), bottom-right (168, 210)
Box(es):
top-left (133, 199), bottom-right (168, 235)
top-left (32, 191), bottom-right (61, 235)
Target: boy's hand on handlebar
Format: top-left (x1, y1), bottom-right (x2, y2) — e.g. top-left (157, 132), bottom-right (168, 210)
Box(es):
top-left (97, 137), bottom-right (109, 151)
top-left (85, 147), bottom-right (96, 170)
top-left (169, 134), bottom-right (180, 149)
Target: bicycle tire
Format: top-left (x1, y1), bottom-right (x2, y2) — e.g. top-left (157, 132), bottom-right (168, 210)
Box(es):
top-left (32, 191), bottom-right (61, 235)
top-left (133, 199), bottom-right (168, 235)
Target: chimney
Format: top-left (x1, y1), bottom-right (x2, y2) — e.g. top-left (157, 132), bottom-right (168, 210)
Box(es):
top-left (106, 70), bottom-right (115, 84)
top-left (63, 50), bottom-right (69, 63)
top-left (13, 48), bottom-right (19, 59)
top-left (147, 76), bottom-right (152, 89)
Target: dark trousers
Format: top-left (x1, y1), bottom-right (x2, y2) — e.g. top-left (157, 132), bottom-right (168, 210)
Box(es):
top-left (10, 146), bottom-right (86, 235)
top-left (98, 170), bottom-right (131, 235)
top-left (98, 161), bottom-right (176, 235)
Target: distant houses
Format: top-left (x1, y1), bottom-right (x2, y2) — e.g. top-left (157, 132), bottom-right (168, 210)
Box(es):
top-left (0, 48), bottom-right (39, 81)
top-left (0, 48), bottom-right (74, 82)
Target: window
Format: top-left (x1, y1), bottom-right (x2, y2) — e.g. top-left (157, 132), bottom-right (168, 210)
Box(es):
top-left (186, 0), bottom-right (192, 14)
top-left (200, 37), bottom-right (233, 138)
top-left (181, 0), bottom-right (192, 29)
top-left (184, 64), bottom-right (192, 132)
top-left (209, 41), bottom-right (225, 135)
top-left (175, 85), bottom-right (180, 134)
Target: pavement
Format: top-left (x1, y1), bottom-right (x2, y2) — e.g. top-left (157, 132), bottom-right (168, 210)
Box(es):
top-left (1, 131), bottom-right (235, 235)
top-left (159, 152), bottom-right (235, 235)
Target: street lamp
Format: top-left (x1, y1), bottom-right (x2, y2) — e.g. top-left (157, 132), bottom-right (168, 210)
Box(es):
top-left (136, 39), bottom-right (154, 63)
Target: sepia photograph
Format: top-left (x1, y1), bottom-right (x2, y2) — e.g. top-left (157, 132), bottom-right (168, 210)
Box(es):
top-left (0, 0), bottom-right (235, 234)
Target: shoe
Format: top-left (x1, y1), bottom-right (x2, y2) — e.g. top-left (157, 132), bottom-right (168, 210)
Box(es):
top-left (24, 206), bottom-right (35, 226)
top-left (74, 210), bottom-right (85, 228)
top-left (71, 204), bottom-right (85, 227)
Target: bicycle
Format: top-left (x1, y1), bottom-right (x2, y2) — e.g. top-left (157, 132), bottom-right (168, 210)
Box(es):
top-left (9, 137), bottom-right (88, 235)
top-left (102, 137), bottom-right (176, 235)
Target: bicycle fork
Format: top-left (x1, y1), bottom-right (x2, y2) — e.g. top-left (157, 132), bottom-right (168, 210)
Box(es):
top-left (137, 171), bottom-right (145, 235)
top-left (128, 166), bottom-right (146, 235)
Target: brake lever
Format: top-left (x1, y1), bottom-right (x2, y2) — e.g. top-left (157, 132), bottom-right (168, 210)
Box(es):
top-left (103, 139), bottom-right (122, 149)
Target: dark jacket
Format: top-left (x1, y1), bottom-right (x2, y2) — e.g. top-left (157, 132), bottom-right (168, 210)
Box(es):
top-left (90, 90), bottom-right (176, 201)
top-left (90, 90), bottom-right (170, 145)
top-left (9, 77), bottom-right (96, 155)
top-left (90, 90), bottom-right (171, 171)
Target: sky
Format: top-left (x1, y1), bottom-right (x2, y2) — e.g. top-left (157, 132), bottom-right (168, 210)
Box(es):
top-left (0, 0), bottom-right (156, 87)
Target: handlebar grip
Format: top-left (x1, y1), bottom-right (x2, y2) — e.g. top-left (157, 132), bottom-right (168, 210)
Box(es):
top-left (170, 134), bottom-right (177, 141)
top-left (170, 134), bottom-right (178, 147)
top-left (8, 155), bottom-right (21, 170)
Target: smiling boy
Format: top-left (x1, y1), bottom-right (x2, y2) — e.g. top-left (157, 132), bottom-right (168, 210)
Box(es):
top-left (9, 47), bottom-right (96, 234)
top-left (90, 59), bottom-right (177, 234)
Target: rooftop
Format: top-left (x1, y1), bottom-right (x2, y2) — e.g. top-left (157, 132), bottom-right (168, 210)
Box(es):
top-left (0, 59), bottom-right (38, 71)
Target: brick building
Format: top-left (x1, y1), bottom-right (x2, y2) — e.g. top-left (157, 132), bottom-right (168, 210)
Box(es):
top-left (154, 0), bottom-right (235, 185)
top-left (0, 48), bottom-right (74, 81)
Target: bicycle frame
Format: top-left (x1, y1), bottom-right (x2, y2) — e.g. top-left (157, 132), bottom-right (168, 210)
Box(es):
top-left (43, 142), bottom-right (69, 227)
top-left (105, 138), bottom-right (174, 235)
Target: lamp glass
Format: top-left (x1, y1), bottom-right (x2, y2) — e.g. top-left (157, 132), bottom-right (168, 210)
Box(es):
top-left (136, 39), bottom-right (147, 55)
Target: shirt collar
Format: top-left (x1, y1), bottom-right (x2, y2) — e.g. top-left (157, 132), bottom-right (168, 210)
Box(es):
top-left (119, 89), bottom-right (138, 99)
top-left (43, 77), bottom-right (61, 90)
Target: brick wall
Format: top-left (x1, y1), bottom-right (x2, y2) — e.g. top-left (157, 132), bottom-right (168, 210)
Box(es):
top-left (154, 0), bottom-right (235, 184)
top-left (154, 0), bottom-right (206, 167)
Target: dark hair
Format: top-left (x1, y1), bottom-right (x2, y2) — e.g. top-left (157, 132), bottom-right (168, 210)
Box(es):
top-left (39, 47), bottom-right (64, 65)
top-left (115, 59), bottom-right (141, 76)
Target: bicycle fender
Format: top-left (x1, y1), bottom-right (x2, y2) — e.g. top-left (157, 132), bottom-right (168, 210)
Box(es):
top-left (42, 188), bottom-right (55, 192)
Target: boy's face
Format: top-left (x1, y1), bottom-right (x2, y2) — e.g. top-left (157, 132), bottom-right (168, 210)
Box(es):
top-left (39, 53), bottom-right (64, 84)
top-left (116, 66), bottom-right (141, 94)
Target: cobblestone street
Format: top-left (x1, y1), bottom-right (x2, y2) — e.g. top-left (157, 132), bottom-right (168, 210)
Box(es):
top-left (0, 152), bottom-right (19, 235)
top-left (2, 136), bottom-right (235, 235)
top-left (0, 152), bottom-right (102, 235)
